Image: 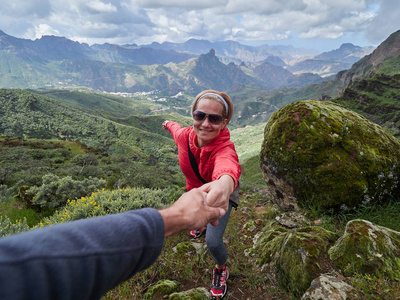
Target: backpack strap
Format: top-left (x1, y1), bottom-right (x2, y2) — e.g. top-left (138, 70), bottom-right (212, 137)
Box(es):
top-left (187, 138), bottom-right (208, 184)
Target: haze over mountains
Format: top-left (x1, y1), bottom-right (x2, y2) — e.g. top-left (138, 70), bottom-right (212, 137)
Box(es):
top-left (0, 30), bottom-right (373, 94)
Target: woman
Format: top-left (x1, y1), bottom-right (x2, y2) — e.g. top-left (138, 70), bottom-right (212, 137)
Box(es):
top-left (162, 90), bottom-right (241, 298)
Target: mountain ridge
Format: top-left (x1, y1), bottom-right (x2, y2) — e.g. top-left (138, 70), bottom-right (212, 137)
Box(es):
top-left (0, 30), bottom-right (372, 93)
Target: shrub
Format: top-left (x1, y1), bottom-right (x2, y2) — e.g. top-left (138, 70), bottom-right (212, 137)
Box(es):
top-left (40, 186), bottom-right (181, 226)
top-left (29, 174), bottom-right (106, 209)
top-left (0, 216), bottom-right (30, 237)
top-left (0, 184), bottom-right (15, 203)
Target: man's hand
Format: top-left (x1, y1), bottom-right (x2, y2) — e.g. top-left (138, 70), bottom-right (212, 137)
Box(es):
top-left (198, 175), bottom-right (234, 211)
top-left (159, 188), bottom-right (226, 237)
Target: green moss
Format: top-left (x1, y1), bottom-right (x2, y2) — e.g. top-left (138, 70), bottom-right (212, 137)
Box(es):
top-left (254, 220), bottom-right (337, 297)
top-left (144, 280), bottom-right (181, 299)
top-left (175, 241), bottom-right (196, 253)
top-left (260, 100), bottom-right (400, 210)
top-left (329, 219), bottom-right (400, 280)
top-left (169, 287), bottom-right (208, 300)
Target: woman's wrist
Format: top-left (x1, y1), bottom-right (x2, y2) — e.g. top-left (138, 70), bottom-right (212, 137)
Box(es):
top-left (219, 175), bottom-right (235, 194)
top-left (162, 120), bottom-right (169, 130)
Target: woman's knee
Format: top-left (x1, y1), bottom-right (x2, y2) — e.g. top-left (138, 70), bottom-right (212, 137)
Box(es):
top-left (206, 234), bottom-right (223, 250)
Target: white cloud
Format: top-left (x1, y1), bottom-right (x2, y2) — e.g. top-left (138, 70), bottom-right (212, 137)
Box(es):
top-left (86, 1), bottom-right (118, 13)
top-left (34, 24), bottom-right (60, 38)
top-left (0, 0), bottom-right (395, 50)
top-left (223, 0), bottom-right (307, 14)
top-left (131, 0), bottom-right (228, 9)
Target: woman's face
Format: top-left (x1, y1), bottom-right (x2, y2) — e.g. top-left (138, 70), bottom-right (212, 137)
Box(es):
top-left (193, 98), bottom-right (227, 147)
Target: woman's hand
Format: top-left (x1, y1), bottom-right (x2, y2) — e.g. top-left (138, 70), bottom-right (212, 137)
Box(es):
top-left (159, 188), bottom-right (225, 237)
top-left (199, 175), bottom-right (234, 211)
top-left (162, 120), bottom-right (169, 130)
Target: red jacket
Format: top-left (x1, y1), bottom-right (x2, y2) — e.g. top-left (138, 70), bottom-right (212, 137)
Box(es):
top-left (166, 121), bottom-right (241, 191)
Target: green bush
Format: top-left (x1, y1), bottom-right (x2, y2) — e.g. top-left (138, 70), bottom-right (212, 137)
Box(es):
top-left (40, 186), bottom-right (182, 226)
top-left (28, 174), bottom-right (106, 209)
top-left (0, 184), bottom-right (15, 203)
top-left (0, 216), bottom-right (30, 238)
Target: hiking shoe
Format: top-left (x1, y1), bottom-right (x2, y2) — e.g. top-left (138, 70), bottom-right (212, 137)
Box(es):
top-left (210, 267), bottom-right (229, 298)
top-left (190, 229), bottom-right (204, 238)
top-left (190, 227), bottom-right (206, 238)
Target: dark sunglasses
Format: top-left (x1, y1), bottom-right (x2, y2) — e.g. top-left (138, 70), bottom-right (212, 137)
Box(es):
top-left (193, 110), bottom-right (224, 125)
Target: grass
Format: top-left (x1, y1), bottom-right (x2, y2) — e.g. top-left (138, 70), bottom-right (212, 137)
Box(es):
top-left (302, 195), bottom-right (400, 234)
top-left (0, 199), bottom-right (53, 227)
top-left (349, 273), bottom-right (400, 300)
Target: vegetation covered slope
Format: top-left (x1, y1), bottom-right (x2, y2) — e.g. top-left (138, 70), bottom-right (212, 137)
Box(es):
top-left (332, 72), bottom-right (400, 137)
top-left (0, 88), bottom-right (180, 161)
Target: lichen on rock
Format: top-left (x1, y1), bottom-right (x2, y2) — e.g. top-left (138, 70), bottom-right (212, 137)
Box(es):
top-left (260, 100), bottom-right (400, 211)
top-left (301, 274), bottom-right (360, 300)
top-left (329, 219), bottom-right (400, 280)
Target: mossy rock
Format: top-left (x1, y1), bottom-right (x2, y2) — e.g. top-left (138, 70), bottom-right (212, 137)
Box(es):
top-left (254, 220), bottom-right (337, 297)
top-left (260, 100), bottom-right (400, 210)
top-left (329, 219), bottom-right (400, 280)
top-left (169, 287), bottom-right (209, 299)
top-left (175, 241), bottom-right (197, 253)
top-left (301, 274), bottom-right (361, 299)
top-left (144, 280), bottom-right (181, 299)
top-left (253, 220), bottom-right (288, 265)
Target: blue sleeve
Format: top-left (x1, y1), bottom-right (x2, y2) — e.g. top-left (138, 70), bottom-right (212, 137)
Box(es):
top-left (0, 208), bottom-right (165, 300)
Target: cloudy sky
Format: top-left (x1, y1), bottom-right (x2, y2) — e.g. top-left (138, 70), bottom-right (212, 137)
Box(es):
top-left (0, 0), bottom-right (399, 52)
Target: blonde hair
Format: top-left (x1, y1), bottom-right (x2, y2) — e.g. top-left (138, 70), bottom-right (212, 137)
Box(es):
top-left (192, 90), bottom-right (234, 124)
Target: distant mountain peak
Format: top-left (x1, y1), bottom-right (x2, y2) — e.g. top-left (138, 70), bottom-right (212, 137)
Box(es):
top-left (336, 29), bottom-right (400, 87)
top-left (0, 30), bottom-right (9, 37)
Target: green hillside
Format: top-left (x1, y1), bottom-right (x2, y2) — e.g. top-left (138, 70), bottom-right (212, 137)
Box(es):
top-left (332, 73), bottom-right (400, 137)
top-left (0, 88), bottom-right (179, 160)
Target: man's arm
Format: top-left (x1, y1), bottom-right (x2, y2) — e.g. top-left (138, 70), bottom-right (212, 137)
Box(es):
top-left (0, 188), bottom-right (224, 300)
top-left (0, 208), bottom-right (165, 300)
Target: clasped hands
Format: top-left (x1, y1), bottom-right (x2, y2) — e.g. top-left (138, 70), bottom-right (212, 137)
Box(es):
top-left (160, 175), bottom-right (234, 237)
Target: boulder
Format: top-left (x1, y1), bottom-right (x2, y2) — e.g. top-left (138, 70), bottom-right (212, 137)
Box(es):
top-left (301, 274), bottom-right (360, 299)
top-left (260, 100), bottom-right (400, 211)
top-left (329, 219), bottom-right (400, 279)
top-left (253, 220), bottom-right (337, 297)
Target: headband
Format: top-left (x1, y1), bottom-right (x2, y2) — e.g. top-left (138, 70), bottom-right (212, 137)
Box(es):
top-left (197, 93), bottom-right (229, 115)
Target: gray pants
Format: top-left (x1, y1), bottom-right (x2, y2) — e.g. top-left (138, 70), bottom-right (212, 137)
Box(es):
top-left (205, 184), bottom-right (239, 265)
top-left (206, 202), bottom-right (233, 265)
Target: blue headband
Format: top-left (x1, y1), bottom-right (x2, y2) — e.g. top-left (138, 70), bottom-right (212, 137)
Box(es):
top-left (197, 93), bottom-right (229, 115)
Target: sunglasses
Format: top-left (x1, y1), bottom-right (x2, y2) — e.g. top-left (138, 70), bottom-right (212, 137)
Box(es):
top-left (193, 110), bottom-right (224, 125)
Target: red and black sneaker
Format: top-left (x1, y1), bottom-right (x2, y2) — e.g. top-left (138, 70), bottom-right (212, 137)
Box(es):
top-left (210, 266), bottom-right (229, 298)
top-left (189, 227), bottom-right (206, 238)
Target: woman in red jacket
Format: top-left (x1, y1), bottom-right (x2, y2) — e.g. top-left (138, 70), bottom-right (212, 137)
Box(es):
top-left (162, 90), bottom-right (241, 298)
